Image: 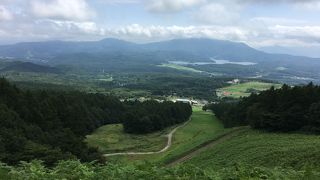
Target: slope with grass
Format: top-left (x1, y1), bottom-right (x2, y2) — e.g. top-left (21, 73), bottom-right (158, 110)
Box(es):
top-left (216, 81), bottom-right (281, 98)
top-left (85, 124), bottom-right (174, 154)
top-left (184, 129), bottom-right (320, 171)
top-left (102, 107), bottom-right (235, 165)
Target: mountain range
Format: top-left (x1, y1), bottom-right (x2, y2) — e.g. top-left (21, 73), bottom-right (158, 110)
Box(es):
top-left (0, 38), bottom-right (319, 84)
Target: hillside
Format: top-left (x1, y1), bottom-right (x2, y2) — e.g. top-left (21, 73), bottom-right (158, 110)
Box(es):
top-left (184, 129), bottom-right (320, 170)
top-left (87, 107), bottom-right (228, 164)
top-left (0, 62), bottom-right (61, 74)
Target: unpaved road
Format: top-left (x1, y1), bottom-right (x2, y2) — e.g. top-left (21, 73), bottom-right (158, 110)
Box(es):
top-left (166, 127), bottom-right (247, 167)
top-left (104, 118), bottom-right (191, 157)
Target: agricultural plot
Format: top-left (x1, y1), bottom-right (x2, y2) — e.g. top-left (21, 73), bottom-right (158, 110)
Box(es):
top-left (158, 64), bottom-right (203, 73)
top-left (217, 81), bottom-right (282, 98)
top-left (185, 129), bottom-right (320, 171)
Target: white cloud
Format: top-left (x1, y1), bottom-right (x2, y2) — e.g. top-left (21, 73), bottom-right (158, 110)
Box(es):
top-left (47, 20), bottom-right (105, 35)
top-left (146, 0), bottom-right (206, 13)
top-left (250, 17), bottom-right (307, 26)
top-left (195, 3), bottom-right (240, 25)
top-left (269, 25), bottom-right (320, 42)
top-left (96, 0), bottom-right (141, 4)
top-left (31, 0), bottom-right (95, 21)
top-left (0, 5), bottom-right (13, 21)
top-left (106, 24), bottom-right (250, 42)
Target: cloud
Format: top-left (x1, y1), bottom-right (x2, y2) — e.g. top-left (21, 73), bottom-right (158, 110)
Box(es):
top-left (195, 2), bottom-right (240, 25)
top-left (31, 0), bottom-right (95, 21)
top-left (96, 0), bottom-right (141, 4)
top-left (297, 1), bottom-right (320, 10)
top-left (250, 17), bottom-right (307, 26)
top-left (146, 0), bottom-right (206, 13)
top-left (269, 25), bottom-right (320, 43)
top-left (0, 5), bottom-right (13, 21)
top-left (43, 20), bottom-right (105, 35)
top-left (106, 24), bottom-right (250, 42)
top-left (236, 0), bottom-right (318, 4)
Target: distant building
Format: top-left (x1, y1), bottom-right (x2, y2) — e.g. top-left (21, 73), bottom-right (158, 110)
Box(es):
top-left (176, 99), bottom-right (191, 104)
top-left (190, 100), bottom-right (199, 105)
top-left (227, 79), bottom-right (240, 84)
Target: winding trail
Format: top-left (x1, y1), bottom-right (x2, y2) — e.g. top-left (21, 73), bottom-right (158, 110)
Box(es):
top-left (165, 127), bottom-right (247, 167)
top-left (103, 118), bottom-right (192, 157)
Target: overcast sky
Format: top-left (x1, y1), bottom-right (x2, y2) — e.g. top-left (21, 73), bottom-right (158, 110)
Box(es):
top-left (0, 0), bottom-right (320, 55)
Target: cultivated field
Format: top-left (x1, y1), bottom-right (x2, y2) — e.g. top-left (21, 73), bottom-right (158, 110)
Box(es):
top-left (217, 81), bottom-right (282, 98)
top-left (158, 64), bottom-right (202, 73)
top-left (185, 129), bottom-right (320, 171)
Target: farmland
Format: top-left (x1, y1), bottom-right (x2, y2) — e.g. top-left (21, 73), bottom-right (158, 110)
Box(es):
top-left (185, 129), bottom-right (320, 171)
top-left (158, 64), bottom-right (203, 73)
top-left (216, 81), bottom-right (282, 98)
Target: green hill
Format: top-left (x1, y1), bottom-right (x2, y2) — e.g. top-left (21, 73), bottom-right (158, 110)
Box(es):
top-left (185, 129), bottom-right (320, 171)
top-left (0, 62), bottom-right (61, 74)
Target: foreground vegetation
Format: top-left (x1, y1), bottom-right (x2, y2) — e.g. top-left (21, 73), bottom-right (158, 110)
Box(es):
top-left (0, 160), bottom-right (319, 180)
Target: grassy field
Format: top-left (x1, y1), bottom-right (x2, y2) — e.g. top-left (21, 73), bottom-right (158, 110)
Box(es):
top-left (158, 64), bottom-right (203, 73)
top-left (85, 124), bottom-right (175, 153)
top-left (217, 81), bottom-right (282, 98)
top-left (104, 107), bottom-right (235, 164)
top-left (185, 129), bottom-right (320, 171)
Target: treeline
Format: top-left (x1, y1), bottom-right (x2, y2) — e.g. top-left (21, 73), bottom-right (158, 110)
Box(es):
top-left (0, 78), bottom-right (124, 165)
top-left (123, 101), bottom-right (192, 134)
top-left (207, 83), bottom-right (320, 133)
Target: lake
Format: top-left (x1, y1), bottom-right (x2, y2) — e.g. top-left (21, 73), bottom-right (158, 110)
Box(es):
top-left (169, 58), bottom-right (257, 66)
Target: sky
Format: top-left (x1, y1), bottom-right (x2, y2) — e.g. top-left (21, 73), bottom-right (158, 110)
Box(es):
top-left (0, 0), bottom-right (320, 56)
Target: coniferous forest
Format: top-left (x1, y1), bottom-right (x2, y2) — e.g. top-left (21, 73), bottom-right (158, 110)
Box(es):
top-left (123, 101), bottom-right (192, 134)
top-left (0, 78), bottom-right (191, 166)
top-left (207, 83), bottom-right (320, 133)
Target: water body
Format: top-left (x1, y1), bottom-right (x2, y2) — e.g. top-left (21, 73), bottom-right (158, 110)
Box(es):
top-left (169, 58), bottom-right (257, 66)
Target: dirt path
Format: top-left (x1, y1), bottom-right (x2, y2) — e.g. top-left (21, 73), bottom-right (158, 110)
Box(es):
top-left (103, 118), bottom-right (191, 157)
top-left (165, 127), bottom-right (247, 167)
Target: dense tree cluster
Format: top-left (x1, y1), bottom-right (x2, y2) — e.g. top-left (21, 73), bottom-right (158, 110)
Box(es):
top-left (122, 101), bottom-right (192, 134)
top-left (207, 83), bottom-right (320, 133)
top-left (0, 78), bottom-right (124, 165)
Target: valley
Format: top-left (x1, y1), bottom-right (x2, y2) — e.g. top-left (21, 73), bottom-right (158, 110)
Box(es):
top-left (1, 38), bottom-right (320, 179)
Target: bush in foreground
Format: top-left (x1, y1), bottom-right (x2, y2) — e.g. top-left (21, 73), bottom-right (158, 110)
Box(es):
top-left (0, 160), bottom-right (319, 180)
